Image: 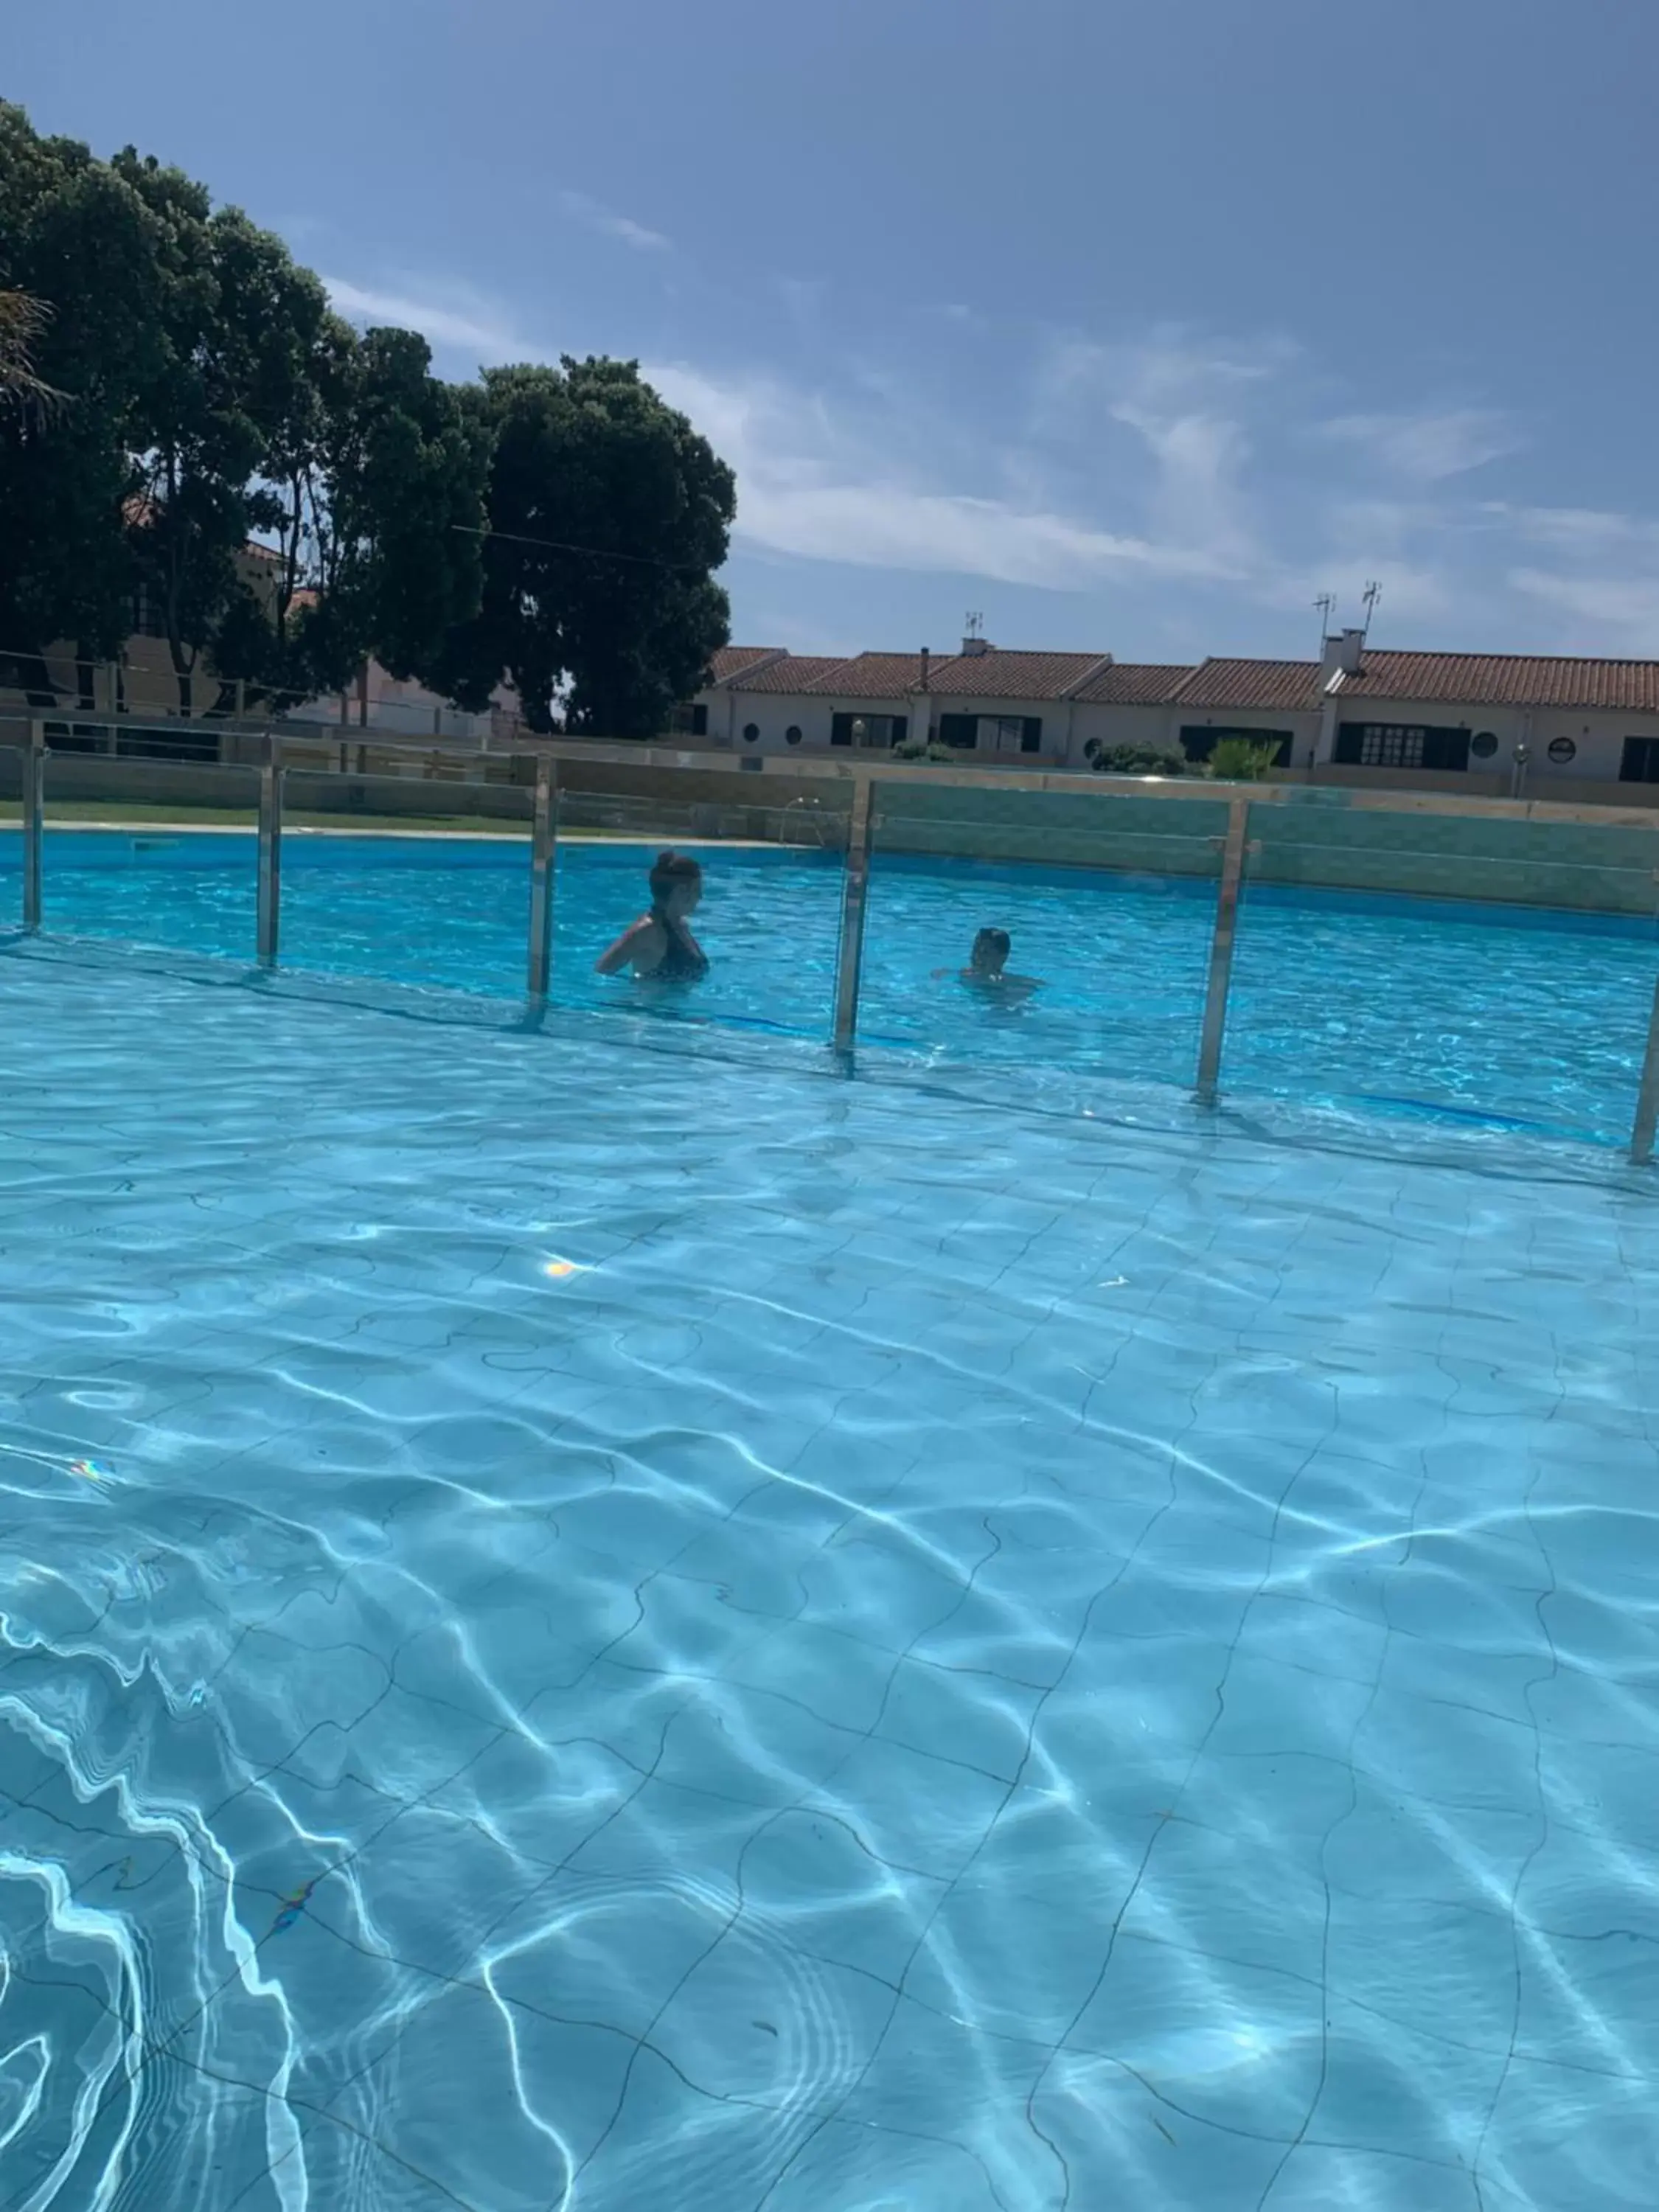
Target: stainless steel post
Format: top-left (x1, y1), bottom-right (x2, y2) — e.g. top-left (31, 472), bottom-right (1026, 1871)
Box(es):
top-left (1632, 971), bottom-right (1659, 1164)
top-left (1194, 796), bottom-right (1251, 1105)
top-left (527, 752), bottom-right (557, 998)
top-left (832, 777), bottom-right (875, 1051)
top-left (22, 719), bottom-right (44, 932)
top-left (256, 734), bottom-right (282, 967)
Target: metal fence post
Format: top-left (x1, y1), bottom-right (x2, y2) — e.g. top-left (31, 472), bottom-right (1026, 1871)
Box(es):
top-left (1194, 796), bottom-right (1251, 1105)
top-left (1632, 972), bottom-right (1659, 1164)
top-left (832, 777), bottom-right (875, 1051)
top-left (22, 719), bottom-right (44, 933)
top-left (256, 734), bottom-right (283, 967)
top-left (527, 752), bottom-right (557, 999)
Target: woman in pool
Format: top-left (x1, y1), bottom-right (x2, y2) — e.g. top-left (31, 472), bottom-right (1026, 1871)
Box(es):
top-left (595, 850), bottom-right (709, 980)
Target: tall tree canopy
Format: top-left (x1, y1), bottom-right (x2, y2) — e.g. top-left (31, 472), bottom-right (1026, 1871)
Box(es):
top-left (0, 101), bottom-right (734, 730)
top-left (429, 359), bottom-right (736, 736)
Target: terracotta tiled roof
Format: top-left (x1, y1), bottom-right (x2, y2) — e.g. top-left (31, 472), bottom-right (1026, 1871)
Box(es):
top-left (706, 641), bottom-right (1659, 716)
top-left (1074, 661), bottom-right (1194, 706)
top-left (727, 654), bottom-right (855, 694)
top-left (708, 645), bottom-right (784, 684)
top-left (1343, 650), bottom-right (1659, 712)
top-left (801, 651), bottom-right (959, 698)
top-left (1171, 658), bottom-right (1322, 712)
top-left (924, 649), bottom-right (1108, 700)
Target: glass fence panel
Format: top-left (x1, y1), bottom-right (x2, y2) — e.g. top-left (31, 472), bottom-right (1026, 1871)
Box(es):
top-left (15, 731), bottom-right (1659, 1153)
top-left (1225, 802), bottom-right (1659, 1145)
top-left (276, 759), bottom-right (533, 996)
top-left (860, 780), bottom-right (1232, 1085)
top-left (35, 748), bottom-right (261, 958)
top-left (548, 782), bottom-right (850, 1040)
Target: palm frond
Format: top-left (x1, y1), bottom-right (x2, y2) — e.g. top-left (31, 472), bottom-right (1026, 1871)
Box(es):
top-left (0, 288), bottom-right (69, 417)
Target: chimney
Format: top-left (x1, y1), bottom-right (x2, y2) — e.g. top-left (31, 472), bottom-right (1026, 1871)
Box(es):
top-left (961, 633), bottom-right (991, 658)
top-left (919, 645), bottom-right (930, 692)
top-left (1321, 627), bottom-right (1365, 681)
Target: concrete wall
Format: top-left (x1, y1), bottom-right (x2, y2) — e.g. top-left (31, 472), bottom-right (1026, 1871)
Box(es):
top-left (711, 689), bottom-right (1221, 768)
top-left (720, 692), bottom-right (838, 754)
top-left (1068, 701), bottom-right (1180, 759)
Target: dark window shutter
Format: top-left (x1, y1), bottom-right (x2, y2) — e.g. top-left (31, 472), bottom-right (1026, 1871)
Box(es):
top-left (890, 716), bottom-right (908, 746)
top-left (1021, 717), bottom-right (1042, 754)
top-left (692, 703), bottom-right (708, 735)
top-left (831, 714), bottom-right (854, 746)
top-left (1423, 727), bottom-right (1471, 772)
top-left (939, 714), bottom-right (977, 749)
top-left (1335, 723), bottom-right (1365, 765)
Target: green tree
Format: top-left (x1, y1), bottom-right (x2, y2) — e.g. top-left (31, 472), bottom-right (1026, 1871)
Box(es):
top-left (0, 103), bottom-right (160, 695)
top-left (231, 321), bottom-right (489, 706)
top-left (111, 147), bottom-right (335, 712)
top-left (0, 105), bottom-right (731, 731)
top-left (428, 358), bottom-right (734, 736)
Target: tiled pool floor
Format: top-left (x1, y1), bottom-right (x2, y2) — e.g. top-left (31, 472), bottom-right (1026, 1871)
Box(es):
top-left (1, 939), bottom-right (1656, 2208)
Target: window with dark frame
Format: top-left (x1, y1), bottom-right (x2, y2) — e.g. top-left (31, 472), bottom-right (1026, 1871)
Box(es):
top-left (830, 712), bottom-right (906, 748)
top-left (1334, 721), bottom-right (1472, 772)
top-left (934, 713), bottom-right (1043, 753)
top-left (1620, 737), bottom-right (1659, 784)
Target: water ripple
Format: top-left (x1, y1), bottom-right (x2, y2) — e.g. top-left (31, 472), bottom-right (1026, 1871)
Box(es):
top-left (2, 946), bottom-right (1658, 2207)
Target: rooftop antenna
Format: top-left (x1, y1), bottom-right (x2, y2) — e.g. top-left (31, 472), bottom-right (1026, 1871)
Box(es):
top-left (1314, 591), bottom-right (1336, 656)
top-left (964, 611), bottom-right (984, 641)
top-left (1361, 580), bottom-right (1382, 641)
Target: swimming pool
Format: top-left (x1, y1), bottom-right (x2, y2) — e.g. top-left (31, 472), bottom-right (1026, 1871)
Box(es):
top-left (4, 829), bottom-right (1658, 1145)
top-left (2, 931), bottom-right (1657, 2210)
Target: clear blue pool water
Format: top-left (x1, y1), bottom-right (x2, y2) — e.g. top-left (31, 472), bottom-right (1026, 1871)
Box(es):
top-left (1, 828), bottom-right (1656, 1145)
top-left (2, 872), bottom-right (1658, 2207)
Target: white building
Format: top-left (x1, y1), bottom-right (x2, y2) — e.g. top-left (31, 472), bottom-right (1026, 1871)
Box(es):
top-left (676, 629), bottom-right (1659, 799)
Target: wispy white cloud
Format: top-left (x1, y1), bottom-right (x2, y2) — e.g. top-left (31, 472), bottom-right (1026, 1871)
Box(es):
top-left (559, 190), bottom-right (671, 254)
top-left (321, 275), bottom-right (526, 361)
top-left (1316, 407), bottom-right (1523, 483)
top-left (1489, 503), bottom-right (1659, 556)
top-left (1508, 568), bottom-right (1659, 650)
top-left (1034, 331), bottom-right (1298, 579)
top-left (647, 361), bottom-right (1227, 588)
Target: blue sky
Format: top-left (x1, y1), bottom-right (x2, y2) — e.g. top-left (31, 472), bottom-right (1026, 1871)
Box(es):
top-left (11, 0), bottom-right (1659, 662)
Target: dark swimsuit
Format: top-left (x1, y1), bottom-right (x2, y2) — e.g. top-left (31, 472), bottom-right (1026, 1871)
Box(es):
top-left (648, 905), bottom-right (708, 980)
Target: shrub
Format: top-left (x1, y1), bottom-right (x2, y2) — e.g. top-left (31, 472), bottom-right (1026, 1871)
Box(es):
top-left (1208, 736), bottom-right (1283, 782)
top-left (1085, 739), bottom-right (1193, 777)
